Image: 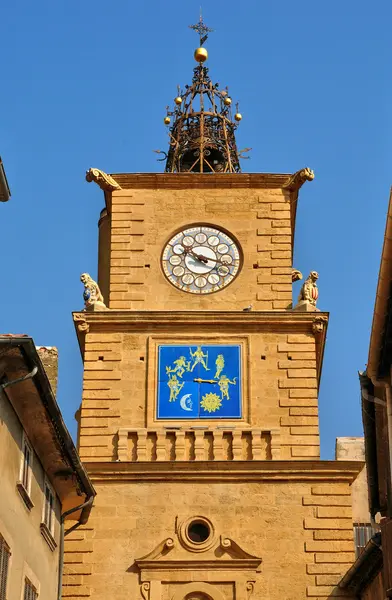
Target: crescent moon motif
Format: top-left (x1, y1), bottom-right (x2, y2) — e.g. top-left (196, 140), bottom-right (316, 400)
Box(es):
top-left (179, 393), bottom-right (193, 411)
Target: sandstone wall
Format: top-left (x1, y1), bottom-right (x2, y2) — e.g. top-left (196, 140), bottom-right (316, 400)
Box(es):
top-left (63, 478), bottom-right (356, 600)
top-left (108, 187), bottom-right (292, 311)
top-left (78, 328), bottom-right (320, 462)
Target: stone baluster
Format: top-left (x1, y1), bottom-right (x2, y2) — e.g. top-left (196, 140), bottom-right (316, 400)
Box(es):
top-left (193, 430), bottom-right (205, 461)
top-left (117, 428), bottom-right (129, 461)
top-left (137, 430), bottom-right (148, 461)
top-left (213, 429), bottom-right (225, 460)
top-left (251, 429), bottom-right (263, 460)
top-left (232, 431), bottom-right (243, 460)
top-left (156, 430), bottom-right (167, 461)
top-left (174, 430), bottom-right (187, 461)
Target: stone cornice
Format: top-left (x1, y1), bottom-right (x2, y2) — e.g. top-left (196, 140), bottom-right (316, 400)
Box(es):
top-left (73, 310), bottom-right (329, 384)
top-left (73, 310), bottom-right (329, 332)
top-left (135, 535), bottom-right (262, 574)
top-left (136, 558), bottom-right (260, 572)
top-left (108, 171), bottom-right (309, 190)
top-left (84, 460), bottom-right (362, 484)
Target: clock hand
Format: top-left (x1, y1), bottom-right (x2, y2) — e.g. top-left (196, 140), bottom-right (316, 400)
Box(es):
top-left (185, 247), bottom-right (231, 267)
top-left (195, 253), bottom-right (228, 266)
top-left (186, 248), bottom-right (209, 264)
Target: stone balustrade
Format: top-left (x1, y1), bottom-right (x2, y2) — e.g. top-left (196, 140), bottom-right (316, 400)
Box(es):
top-left (117, 427), bottom-right (281, 462)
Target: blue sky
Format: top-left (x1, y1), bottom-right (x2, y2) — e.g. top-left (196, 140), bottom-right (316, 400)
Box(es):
top-left (1, 0), bottom-right (390, 458)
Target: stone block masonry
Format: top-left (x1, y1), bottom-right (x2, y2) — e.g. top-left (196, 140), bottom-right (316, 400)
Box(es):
top-left (70, 171), bottom-right (352, 600)
top-left (62, 470), bottom-right (360, 600)
top-left (75, 317), bottom-right (324, 462)
top-left (108, 185), bottom-right (294, 311)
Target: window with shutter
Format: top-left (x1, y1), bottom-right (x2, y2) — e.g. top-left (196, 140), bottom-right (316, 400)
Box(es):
top-left (23, 578), bottom-right (38, 600)
top-left (20, 436), bottom-right (33, 495)
top-left (17, 434), bottom-right (34, 509)
top-left (44, 483), bottom-right (54, 533)
top-left (0, 535), bottom-right (11, 600)
top-left (22, 443), bottom-right (31, 490)
top-left (40, 480), bottom-right (57, 550)
top-left (353, 522), bottom-right (378, 558)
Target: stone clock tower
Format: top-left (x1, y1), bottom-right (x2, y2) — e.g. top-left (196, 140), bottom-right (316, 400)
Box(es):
top-left (65, 18), bottom-right (361, 600)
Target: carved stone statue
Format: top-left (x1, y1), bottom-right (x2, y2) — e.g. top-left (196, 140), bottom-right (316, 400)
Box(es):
top-left (80, 273), bottom-right (107, 311)
top-left (293, 271), bottom-right (319, 312)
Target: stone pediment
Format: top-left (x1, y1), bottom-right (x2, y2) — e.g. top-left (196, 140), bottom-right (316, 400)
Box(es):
top-left (135, 534), bottom-right (262, 572)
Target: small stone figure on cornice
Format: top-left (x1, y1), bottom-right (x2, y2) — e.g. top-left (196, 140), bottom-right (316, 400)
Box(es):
top-left (292, 269), bottom-right (303, 282)
top-left (80, 273), bottom-right (107, 312)
top-left (293, 271), bottom-right (319, 312)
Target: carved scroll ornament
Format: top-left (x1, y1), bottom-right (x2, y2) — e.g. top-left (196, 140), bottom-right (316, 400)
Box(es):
top-left (292, 268), bottom-right (303, 282)
top-left (73, 313), bottom-right (89, 333)
top-left (140, 582), bottom-right (150, 600)
top-left (85, 168), bottom-right (121, 191)
top-left (246, 581), bottom-right (256, 600)
top-left (283, 167), bottom-right (315, 192)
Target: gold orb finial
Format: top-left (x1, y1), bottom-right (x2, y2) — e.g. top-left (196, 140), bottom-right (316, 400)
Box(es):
top-left (234, 112), bottom-right (242, 122)
top-left (174, 96), bottom-right (182, 105)
top-left (164, 116), bottom-right (171, 125)
top-left (224, 97), bottom-right (232, 106)
top-left (194, 47), bottom-right (208, 63)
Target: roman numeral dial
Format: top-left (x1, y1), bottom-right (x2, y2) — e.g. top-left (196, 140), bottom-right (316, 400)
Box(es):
top-left (162, 225), bottom-right (242, 294)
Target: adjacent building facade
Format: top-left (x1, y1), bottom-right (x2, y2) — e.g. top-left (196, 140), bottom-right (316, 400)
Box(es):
top-left (0, 336), bottom-right (95, 600)
top-left (340, 189), bottom-right (392, 599)
top-left (336, 437), bottom-right (378, 559)
top-left (65, 21), bottom-right (365, 600)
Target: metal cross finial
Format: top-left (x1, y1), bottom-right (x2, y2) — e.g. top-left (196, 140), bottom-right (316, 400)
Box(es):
top-left (189, 11), bottom-right (213, 46)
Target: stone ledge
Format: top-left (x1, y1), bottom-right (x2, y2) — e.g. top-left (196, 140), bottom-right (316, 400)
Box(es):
top-left (110, 172), bottom-right (292, 190)
top-left (84, 459), bottom-right (362, 483)
top-left (73, 310), bottom-right (329, 331)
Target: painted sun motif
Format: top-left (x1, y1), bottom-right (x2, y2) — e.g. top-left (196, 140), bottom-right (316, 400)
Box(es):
top-left (200, 392), bottom-right (222, 413)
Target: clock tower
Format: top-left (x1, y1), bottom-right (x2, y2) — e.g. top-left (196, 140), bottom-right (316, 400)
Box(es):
top-left (66, 18), bottom-right (361, 600)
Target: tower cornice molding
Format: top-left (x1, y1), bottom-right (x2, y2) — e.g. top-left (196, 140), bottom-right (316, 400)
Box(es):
top-left (73, 309), bottom-right (328, 331)
top-left (106, 170), bottom-right (312, 191)
top-left (83, 460), bottom-right (362, 484)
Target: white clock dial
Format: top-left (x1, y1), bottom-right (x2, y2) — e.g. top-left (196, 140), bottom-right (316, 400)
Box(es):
top-left (161, 225), bottom-right (242, 294)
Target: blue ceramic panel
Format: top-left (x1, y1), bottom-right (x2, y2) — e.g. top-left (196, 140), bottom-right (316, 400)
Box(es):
top-left (157, 344), bottom-right (242, 419)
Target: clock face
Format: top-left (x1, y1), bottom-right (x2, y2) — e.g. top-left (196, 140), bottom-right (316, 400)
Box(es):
top-left (162, 225), bottom-right (242, 294)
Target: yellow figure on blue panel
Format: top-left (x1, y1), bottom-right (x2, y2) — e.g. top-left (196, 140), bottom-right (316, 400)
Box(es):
top-left (166, 356), bottom-right (191, 378)
top-left (189, 346), bottom-right (209, 371)
top-left (200, 392), bottom-right (222, 413)
top-left (214, 354), bottom-right (225, 379)
top-left (167, 374), bottom-right (184, 402)
top-left (218, 375), bottom-right (237, 400)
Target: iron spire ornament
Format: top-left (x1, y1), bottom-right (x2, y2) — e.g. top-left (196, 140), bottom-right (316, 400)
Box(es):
top-left (157, 16), bottom-right (248, 174)
top-left (189, 11), bottom-right (214, 46)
